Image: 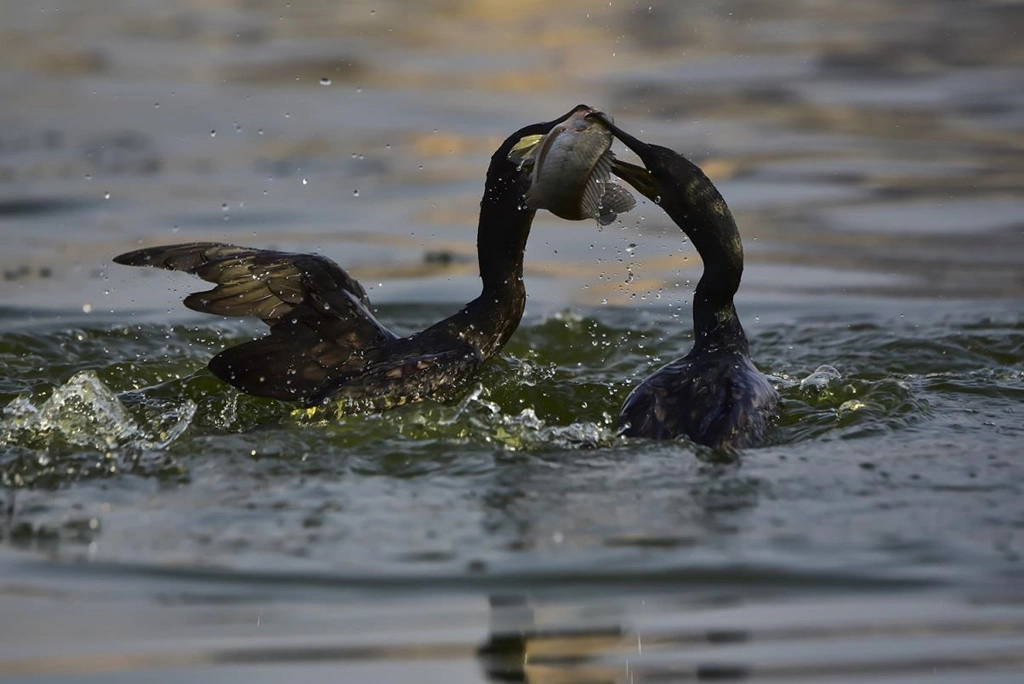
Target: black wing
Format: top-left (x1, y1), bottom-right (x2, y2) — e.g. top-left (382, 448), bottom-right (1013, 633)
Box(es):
top-left (114, 242), bottom-right (397, 402)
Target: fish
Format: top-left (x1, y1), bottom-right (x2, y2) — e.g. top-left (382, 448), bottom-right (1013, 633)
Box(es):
top-left (508, 108), bottom-right (635, 225)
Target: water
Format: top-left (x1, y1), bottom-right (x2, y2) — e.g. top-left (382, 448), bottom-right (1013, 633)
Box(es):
top-left (2, 0), bottom-right (1024, 681)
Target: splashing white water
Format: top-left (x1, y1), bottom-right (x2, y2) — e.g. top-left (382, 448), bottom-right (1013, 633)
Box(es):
top-left (799, 364), bottom-right (843, 390)
top-left (1, 371), bottom-right (195, 451)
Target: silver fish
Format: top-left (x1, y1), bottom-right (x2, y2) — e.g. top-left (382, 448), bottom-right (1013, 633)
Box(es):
top-left (509, 109), bottom-right (635, 225)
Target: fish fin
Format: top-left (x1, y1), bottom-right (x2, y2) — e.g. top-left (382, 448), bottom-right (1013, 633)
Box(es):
top-left (599, 182), bottom-right (636, 216)
top-left (578, 149), bottom-right (615, 220)
top-left (507, 134), bottom-right (544, 166)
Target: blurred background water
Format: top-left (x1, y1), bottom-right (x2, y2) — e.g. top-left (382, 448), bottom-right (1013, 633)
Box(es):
top-left (1, 1), bottom-right (1024, 681)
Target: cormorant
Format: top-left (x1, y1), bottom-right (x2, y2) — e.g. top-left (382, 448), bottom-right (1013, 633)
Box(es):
top-left (592, 112), bottom-right (780, 448)
top-left (113, 106), bottom-right (595, 413)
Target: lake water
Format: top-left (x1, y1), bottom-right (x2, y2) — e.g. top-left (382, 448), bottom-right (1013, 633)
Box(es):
top-left (2, 1), bottom-right (1024, 681)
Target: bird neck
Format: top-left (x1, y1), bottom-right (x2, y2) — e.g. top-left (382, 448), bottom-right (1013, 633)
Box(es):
top-left (434, 152), bottom-right (534, 359)
top-left (476, 157), bottom-right (534, 297)
top-left (662, 157), bottom-right (749, 354)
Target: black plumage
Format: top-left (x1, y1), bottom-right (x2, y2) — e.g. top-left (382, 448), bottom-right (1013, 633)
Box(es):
top-left (594, 113), bottom-right (780, 448)
top-left (114, 106), bottom-right (593, 411)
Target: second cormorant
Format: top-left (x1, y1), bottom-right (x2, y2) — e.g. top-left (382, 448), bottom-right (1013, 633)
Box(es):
top-left (592, 112), bottom-right (780, 448)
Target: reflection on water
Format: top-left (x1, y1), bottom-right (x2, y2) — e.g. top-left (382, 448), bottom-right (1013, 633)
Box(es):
top-left (1, 550), bottom-right (1023, 683)
top-left (2, 0), bottom-right (1024, 682)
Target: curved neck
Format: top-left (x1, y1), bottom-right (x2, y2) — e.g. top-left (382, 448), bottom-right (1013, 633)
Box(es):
top-left (430, 152), bottom-right (535, 358)
top-left (476, 157), bottom-right (535, 296)
top-left (660, 156), bottom-right (748, 353)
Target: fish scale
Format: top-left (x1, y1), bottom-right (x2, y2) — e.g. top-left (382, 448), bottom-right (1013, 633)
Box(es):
top-left (509, 109), bottom-right (635, 224)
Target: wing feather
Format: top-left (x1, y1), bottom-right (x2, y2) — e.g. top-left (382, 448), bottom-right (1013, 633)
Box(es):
top-left (114, 241), bottom-right (397, 402)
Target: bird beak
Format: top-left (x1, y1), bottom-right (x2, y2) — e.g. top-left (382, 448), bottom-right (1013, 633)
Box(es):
top-left (586, 111), bottom-right (660, 201)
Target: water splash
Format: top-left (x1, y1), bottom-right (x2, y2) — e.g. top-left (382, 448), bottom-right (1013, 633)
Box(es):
top-left (289, 382), bottom-right (618, 451)
top-left (0, 370), bottom-right (195, 452)
top-left (799, 364), bottom-right (843, 390)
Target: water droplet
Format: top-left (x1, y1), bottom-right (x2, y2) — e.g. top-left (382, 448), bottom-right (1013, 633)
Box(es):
top-left (319, 76), bottom-right (331, 86)
top-left (103, 191), bottom-right (110, 199)
top-left (210, 130), bottom-right (216, 137)
top-left (352, 189), bottom-right (360, 197)
top-left (221, 203), bottom-right (229, 211)
top-left (302, 178), bottom-right (308, 185)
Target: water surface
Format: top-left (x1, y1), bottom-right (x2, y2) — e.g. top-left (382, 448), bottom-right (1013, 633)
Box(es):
top-left (2, 0), bottom-right (1024, 681)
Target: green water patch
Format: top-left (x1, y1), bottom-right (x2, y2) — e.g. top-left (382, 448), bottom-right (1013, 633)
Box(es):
top-left (1, 305), bottom-right (1021, 493)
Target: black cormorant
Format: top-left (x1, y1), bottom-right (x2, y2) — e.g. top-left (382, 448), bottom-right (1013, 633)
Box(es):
top-left (592, 112), bottom-right (780, 448)
top-left (113, 106), bottom-right (595, 413)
